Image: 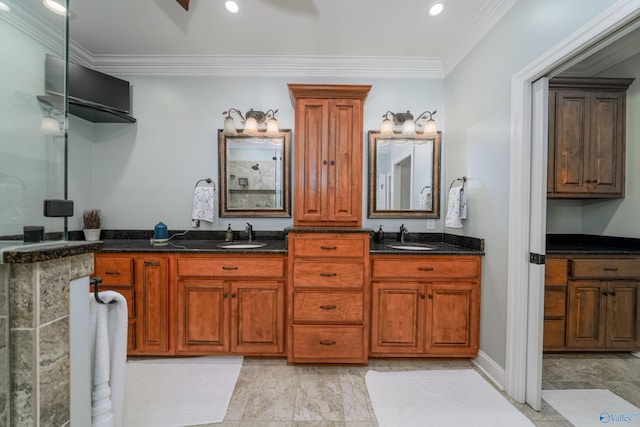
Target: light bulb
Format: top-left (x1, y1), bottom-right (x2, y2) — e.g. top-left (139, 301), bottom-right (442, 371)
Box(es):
top-left (380, 118), bottom-right (394, 137)
top-left (243, 117), bottom-right (258, 136)
top-left (223, 116), bottom-right (237, 136)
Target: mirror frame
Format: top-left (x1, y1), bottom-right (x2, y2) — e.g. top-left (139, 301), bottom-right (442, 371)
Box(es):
top-left (218, 129), bottom-right (291, 217)
top-left (367, 131), bottom-right (441, 219)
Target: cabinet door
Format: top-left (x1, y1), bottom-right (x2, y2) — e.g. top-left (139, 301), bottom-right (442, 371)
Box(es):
top-left (567, 280), bottom-right (607, 348)
top-left (327, 98), bottom-right (362, 226)
top-left (135, 256), bottom-right (170, 354)
top-left (425, 282), bottom-right (479, 356)
top-left (605, 281), bottom-right (639, 348)
top-left (230, 281), bottom-right (284, 355)
top-left (587, 91), bottom-right (625, 195)
top-left (552, 90), bottom-right (590, 194)
top-left (176, 280), bottom-right (229, 353)
top-left (294, 98), bottom-right (329, 224)
top-left (370, 281), bottom-right (424, 355)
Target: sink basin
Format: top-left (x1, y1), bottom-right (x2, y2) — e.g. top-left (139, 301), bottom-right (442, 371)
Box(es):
top-left (216, 242), bottom-right (267, 249)
top-left (385, 243), bottom-right (435, 251)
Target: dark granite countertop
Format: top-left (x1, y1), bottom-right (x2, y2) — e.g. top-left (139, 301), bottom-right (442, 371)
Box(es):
top-left (370, 233), bottom-right (484, 255)
top-left (546, 234), bottom-right (640, 255)
top-left (0, 240), bottom-right (102, 264)
top-left (99, 238), bottom-right (288, 254)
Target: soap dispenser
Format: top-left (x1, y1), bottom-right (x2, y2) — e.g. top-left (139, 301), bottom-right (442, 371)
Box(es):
top-left (225, 224), bottom-right (233, 242)
top-left (375, 225), bottom-right (384, 243)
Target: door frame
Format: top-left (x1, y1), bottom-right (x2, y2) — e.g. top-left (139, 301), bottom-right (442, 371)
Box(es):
top-left (505, 0), bottom-right (640, 404)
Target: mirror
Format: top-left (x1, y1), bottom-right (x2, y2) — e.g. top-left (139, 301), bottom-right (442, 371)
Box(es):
top-left (218, 130), bottom-right (291, 217)
top-left (368, 131), bottom-right (441, 218)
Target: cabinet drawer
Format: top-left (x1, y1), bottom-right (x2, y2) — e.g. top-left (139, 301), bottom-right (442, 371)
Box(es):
top-left (94, 257), bottom-right (134, 287)
top-left (292, 291), bottom-right (363, 323)
top-left (176, 257), bottom-right (284, 278)
top-left (371, 258), bottom-right (479, 280)
top-left (292, 262), bottom-right (363, 289)
top-left (570, 259), bottom-right (640, 280)
top-left (544, 287), bottom-right (566, 318)
top-left (291, 325), bottom-right (365, 361)
top-left (292, 236), bottom-right (366, 258)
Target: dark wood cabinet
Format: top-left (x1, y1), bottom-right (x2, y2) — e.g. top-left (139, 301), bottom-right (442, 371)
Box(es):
top-left (288, 84), bottom-right (371, 227)
top-left (547, 78), bottom-right (633, 198)
top-left (370, 255), bottom-right (481, 357)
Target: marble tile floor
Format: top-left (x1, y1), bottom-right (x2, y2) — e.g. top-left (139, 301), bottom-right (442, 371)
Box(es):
top-left (182, 353), bottom-right (639, 427)
top-left (170, 353), bottom-right (640, 427)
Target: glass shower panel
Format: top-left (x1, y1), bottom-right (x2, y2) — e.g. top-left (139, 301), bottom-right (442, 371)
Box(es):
top-left (0, 0), bottom-right (68, 241)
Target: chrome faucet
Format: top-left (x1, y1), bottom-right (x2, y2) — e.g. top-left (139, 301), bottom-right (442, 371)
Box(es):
top-left (399, 224), bottom-right (408, 243)
top-left (245, 222), bottom-right (254, 241)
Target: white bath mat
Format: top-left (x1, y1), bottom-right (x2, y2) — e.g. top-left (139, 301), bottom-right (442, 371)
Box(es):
top-left (543, 389), bottom-right (640, 426)
top-left (123, 356), bottom-right (243, 427)
top-left (365, 369), bottom-right (534, 427)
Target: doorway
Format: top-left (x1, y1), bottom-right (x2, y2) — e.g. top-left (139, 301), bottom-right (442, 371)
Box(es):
top-left (505, 2), bottom-right (640, 410)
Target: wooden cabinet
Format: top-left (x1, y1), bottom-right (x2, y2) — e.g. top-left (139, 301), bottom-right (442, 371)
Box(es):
top-left (93, 254), bottom-right (170, 355)
top-left (544, 256), bottom-right (640, 352)
top-left (175, 255), bottom-right (286, 356)
top-left (370, 255), bottom-right (481, 357)
top-left (566, 258), bottom-right (640, 350)
top-left (288, 84), bottom-right (371, 227)
top-left (543, 258), bottom-right (568, 350)
top-left (287, 232), bottom-right (370, 363)
top-left (547, 78), bottom-right (633, 198)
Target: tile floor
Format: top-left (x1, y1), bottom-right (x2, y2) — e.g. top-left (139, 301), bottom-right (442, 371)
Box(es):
top-left (192, 353), bottom-right (640, 427)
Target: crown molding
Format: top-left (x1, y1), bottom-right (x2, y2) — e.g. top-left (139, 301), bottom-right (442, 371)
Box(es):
top-left (441, 0), bottom-right (518, 76)
top-left (90, 55), bottom-right (445, 79)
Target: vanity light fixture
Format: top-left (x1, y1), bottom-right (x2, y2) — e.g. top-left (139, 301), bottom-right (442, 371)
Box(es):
top-left (222, 108), bottom-right (280, 137)
top-left (379, 110), bottom-right (437, 138)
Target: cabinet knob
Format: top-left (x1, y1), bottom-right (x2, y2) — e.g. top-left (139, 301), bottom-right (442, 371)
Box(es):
top-left (330, 160), bottom-right (335, 165)
top-left (323, 160), bottom-right (328, 165)
top-left (231, 293), bottom-right (236, 298)
top-left (593, 179), bottom-right (598, 184)
top-left (420, 294), bottom-right (426, 299)
top-left (223, 293), bottom-right (228, 298)
top-left (428, 294), bottom-right (433, 299)
top-left (585, 179), bottom-right (592, 184)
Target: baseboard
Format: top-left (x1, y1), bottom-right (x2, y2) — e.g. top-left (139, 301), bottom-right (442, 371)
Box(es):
top-left (632, 352), bottom-right (640, 359)
top-left (472, 350), bottom-right (506, 390)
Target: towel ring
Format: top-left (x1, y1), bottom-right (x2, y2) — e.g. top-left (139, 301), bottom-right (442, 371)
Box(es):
top-left (195, 177), bottom-right (216, 191)
top-left (420, 185), bottom-right (431, 195)
top-left (91, 277), bottom-right (116, 304)
top-left (449, 176), bottom-right (466, 190)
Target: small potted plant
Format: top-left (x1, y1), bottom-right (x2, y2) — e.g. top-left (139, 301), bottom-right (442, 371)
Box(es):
top-left (82, 209), bottom-right (102, 241)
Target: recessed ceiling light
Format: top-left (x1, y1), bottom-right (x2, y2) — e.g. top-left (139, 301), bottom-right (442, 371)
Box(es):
top-left (43, 0), bottom-right (66, 16)
top-left (0, 1), bottom-right (10, 12)
top-left (225, 0), bottom-right (239, 14)
top-left (429, 3), bottom-right (444, 17)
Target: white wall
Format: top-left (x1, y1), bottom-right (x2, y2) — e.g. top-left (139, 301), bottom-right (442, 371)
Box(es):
top-left (69, 76), bottom-right (446, 233)
top-left (444, 0), bottom-right (616, 367)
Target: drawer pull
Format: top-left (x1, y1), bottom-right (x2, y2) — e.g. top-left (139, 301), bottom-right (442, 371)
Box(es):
top-left (602, 267), bottom-right (619, 272)
top-left (144, 261), bottom-right (160, 266)
top-left (222, 266), bottom-right (239, 270)
top-left (418, 267), bottom-right (434, 272)
top-left (320, 246), bottom-right (337, 250)
top-left (105, 271), bottom-right (121, 275)
top-left (319, 340), bottom-right (336, 346)
top-left (320, 304), bottom-right (337, 310)
top-left (320, 272), bottom-right (337, 277)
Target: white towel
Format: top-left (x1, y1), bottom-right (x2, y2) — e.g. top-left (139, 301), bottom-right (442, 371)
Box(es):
top-left (90, 291), bottom-right (128, 427)
top-left (191, 186), bottom-right (215, 227)
top-left (0, 182), bottom-right (24, 226)
top-left (417, 191), bottom-right (431, 210)
top-left (445, 186), bottom-right (467, 228)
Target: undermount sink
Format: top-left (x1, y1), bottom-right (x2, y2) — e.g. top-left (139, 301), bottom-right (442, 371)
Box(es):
top-left (385, 243), bottom-right (436, 251)
top-left (216, 242), bottom-right (267, 249)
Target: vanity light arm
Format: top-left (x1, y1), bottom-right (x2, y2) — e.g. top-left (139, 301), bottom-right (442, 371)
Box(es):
top-left (222, 108), bottom-right (246, 121)
top-left (414, 110), bottom-right (437, 123)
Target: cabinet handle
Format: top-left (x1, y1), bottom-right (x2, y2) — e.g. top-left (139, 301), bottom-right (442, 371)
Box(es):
top-left (418, 267), bottom-right (434, 271)
top-left (319, 340), bottom-right (336, 346)
top-left (222, 266), bottom-right (239, 270)
top-left (320, 272), bottom-right (337, 277)
top-left (602, 267), bottom-right (618, 272)
top-left (330, 160), bottom-right (335, 165)
top-left (593, 179), bottom-right (598, 184)
top-left (144, 261), bottom-right (160, 266)
top-left (320, 246), bottom-right (337, 250)
top-left (320, 304), bottom-right (337, 310)
top-left (585, 179), bottom-right (592, 184)
top-left (105, 271), bottom-right (121, 275)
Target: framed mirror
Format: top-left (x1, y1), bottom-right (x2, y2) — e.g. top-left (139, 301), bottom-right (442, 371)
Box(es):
top-left (368, 131), bottom-right (441, 218)
top-left (218, 130), bottom-right (291, 217)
